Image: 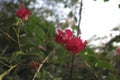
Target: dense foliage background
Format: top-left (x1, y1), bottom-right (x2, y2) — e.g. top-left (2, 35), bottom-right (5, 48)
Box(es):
top-left (0, 0), bottom-right (120, 80)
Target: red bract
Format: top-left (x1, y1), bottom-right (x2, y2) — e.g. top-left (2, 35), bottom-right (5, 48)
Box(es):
top-left (16, 4), bottom-right (31, 21)
top-left (116, 47), bottom-right (120, 55)
top-left (55, 29), bottom-right (73, 44)
top-left (29, 61), bottom-right (40, 69)
top-left (66, 38), bottom-right (87, 54)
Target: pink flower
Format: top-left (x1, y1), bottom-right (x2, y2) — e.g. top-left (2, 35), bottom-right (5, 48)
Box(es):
top-left (55, 29), bottom-right (73, 44)
top-left (16, 4), bottom-right (31, 21)
top-left (66, 38), bottom-right (87, 54)
top-left (116, 47), bottom-right (120, 55)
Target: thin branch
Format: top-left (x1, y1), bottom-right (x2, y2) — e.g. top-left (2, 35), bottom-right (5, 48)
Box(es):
top-left (0, 61), bottom-right (10, 68)
top-left (83, 60), bottom-right (102, 80)
top-left (32, 56), bottom-right (49, 80)
top-left (77, 0), bottom-right (83, 36)
top-left (32, 48), bottom-right (56, 80)
top-left (68, 1), bottom-right (84, 80)
top-left (17, 25), bottom-right (21, 49)
top-left (0, 29), bottom-right (16, 42)
top-left (1, 46), bottom-right (8, 55)
top-left (0, 65), bottom-right (17, 80)
top-left (68, 54), bottom-right (75, 80)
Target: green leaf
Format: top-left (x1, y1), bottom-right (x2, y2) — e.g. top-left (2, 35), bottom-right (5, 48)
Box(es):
top-left (112, 27), bottom-right (119, 31)
top-left (71, 25), bottom-right (78, 30)
top-left (106, 73), bottom-right (119, 80)
top-left (95, 60), bottom-right (115, 71)
top-left (9, 51), bottom-right (24, 64)
top-left (64, 4), bottom-right (67, 8)
top-left (80, 47), bottom-right (98, 65)
top-left (68, 11), bottom-right (73, 17)
top-left (118, 4), bottom-right (120, 8)
top-left (74, 16), bottom-right (77, 22)
top-left (32, 26), bottom-right (45, 40)
top-left (72, 0), bottom-right (78, 5)
top-left (81, 52), bottom-right (98, 65)
top-left (0, 57), bottom-right (8, 62)
top-left (104, 0), bottom-right (109, 2)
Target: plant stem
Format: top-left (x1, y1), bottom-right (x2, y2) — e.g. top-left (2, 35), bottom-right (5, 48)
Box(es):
top-left (16, 20), bottom-right (23, 50)
top-left (32, 56), bottom-right (49, 80)
top-left (17, 25), bottom-right (21, 49)
top-left (82, 59), bottom-right (102, 80)
top-left (68, 0), bottom-right (83, 80)
top-left (0, 65), bottom-right (17, 80)
top-left (77, 0), bottom-right (83, 36)
top-left (32, 48), bottom-right (56, 80)
top-left (0, 29), bottom-right (16, 42)
top-left (68, 54), bottom-right (75, 80)
top-left (0, 61), bottom-right (10, 68)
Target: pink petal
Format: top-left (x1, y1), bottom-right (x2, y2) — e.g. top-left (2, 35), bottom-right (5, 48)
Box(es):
top-left (65, 29), bottom-right (73, 38)
top-left (57, 29), bottom-right (63, 35)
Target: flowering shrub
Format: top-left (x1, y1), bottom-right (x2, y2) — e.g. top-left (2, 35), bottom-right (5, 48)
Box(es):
top-left (0, 2), bottom-right (120, 80)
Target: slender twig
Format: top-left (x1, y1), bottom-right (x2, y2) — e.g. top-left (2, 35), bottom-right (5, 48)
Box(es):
top-left (0, 29), bottom-right (16, 42)
top-left (12, 26), bottom-right (20, 49)
top-left (68, 54), bottom-right (75, 80)
top-left (17, 25), bottom-right (21, 49)
top-left (32, 56), bottom-right (49, 80)
top-left (77, 1), bottom-right (102, 79)
top-left (83, 60), bottom-right (101, 80)
top-left (12, 27), bottom-right (17, 36)
top-left (32, 48), bottom-right (56, 80)
top-left (79, 56), bottom-right (102, 80)
top-left (77, 0), bottom-right (83, 36)
top-left (0, 65), bottom-right (17, 80)
top-left (15, 19), bottom-right (23, 49)
top-left (68, 0), bottom-right (83, 80)
top-left (0, 61), bottom-right (10, 68)
top-left (1, 46), bottom-right (8, 55)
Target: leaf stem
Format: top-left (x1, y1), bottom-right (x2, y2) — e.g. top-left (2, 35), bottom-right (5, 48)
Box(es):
top-left (68, 0), bottom-right (83, 80)
top-left (0, 61), bottom-right (10, 68)
top-left (0, 65), bottom-right (17, 80)
top-left (17, 25), bottom-right (21, 49)
top-left (0, 29), bottom-right (16, 42)
top-left (82, 59), bottom-right (102, 80)
top-left (16, 19), bottom-right (23, 50)
top-left (68, 54), bottom-right (75, 80)
top-left (77, 0), bottom-right (83, 36)
top-left (32, 48), bottom-right (56, 80)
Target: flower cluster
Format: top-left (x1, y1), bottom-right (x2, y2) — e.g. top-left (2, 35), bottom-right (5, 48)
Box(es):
top-left (55, 29), bottom-right (87, 54)
top-left (55, 29), bottom-right (73, 44)
top-left (16, 4), bottom-right (31, 21)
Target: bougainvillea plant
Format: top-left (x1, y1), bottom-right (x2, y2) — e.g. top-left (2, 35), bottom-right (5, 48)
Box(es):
top-left (55, 28), bottom-right (87, 54)
top-left (1, 1), bottom-right (120, 80)
top-left (55, 28), bottom-right (87, 80)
